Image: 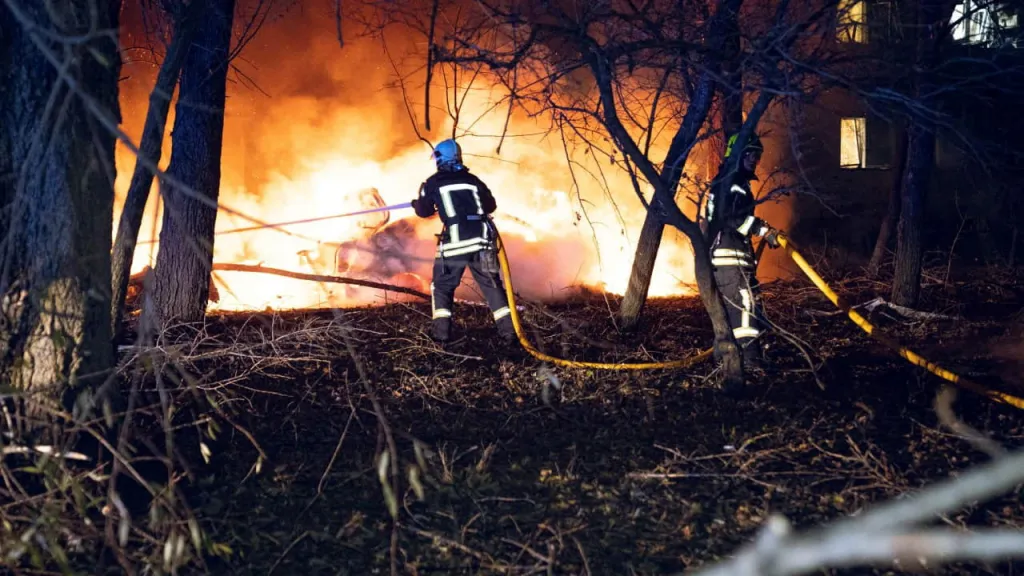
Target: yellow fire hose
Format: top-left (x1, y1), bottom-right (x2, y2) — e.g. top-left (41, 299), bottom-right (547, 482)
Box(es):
top-left (494, 231), bottom-right (1024, 411)
top-left (775, 234), bottom-right (1024, 410)
top-left (495, 237), bottom-right (713, 370)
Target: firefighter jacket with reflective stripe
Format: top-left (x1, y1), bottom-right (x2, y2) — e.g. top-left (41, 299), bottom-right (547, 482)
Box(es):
top-left (704, 167), bottom-right (770, 268)
top-left (413, 168), bottom-right (498, 257)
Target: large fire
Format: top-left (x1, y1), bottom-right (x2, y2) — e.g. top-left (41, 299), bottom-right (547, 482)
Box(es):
top-left (113, 5), bottom-right (789, 312)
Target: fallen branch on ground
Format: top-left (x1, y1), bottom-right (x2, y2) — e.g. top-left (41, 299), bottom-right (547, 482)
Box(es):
top-left (860, 297), bottom-right (958, 321)
top-left (806, 297), bottom-right (956, 322)
top-left (211, 263), bottom-right (431, 300)
top-left (211, 262), bottom-right (528, 311)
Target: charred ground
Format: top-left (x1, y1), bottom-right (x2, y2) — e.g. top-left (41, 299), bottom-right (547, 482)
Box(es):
top-left (117, 261), bottom-right (1024, 575)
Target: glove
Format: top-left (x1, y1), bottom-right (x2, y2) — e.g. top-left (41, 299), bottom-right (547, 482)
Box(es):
top-left (763, 228), bottom-right (781, 249)
top-left (411, 197), bottom-right (431, 217)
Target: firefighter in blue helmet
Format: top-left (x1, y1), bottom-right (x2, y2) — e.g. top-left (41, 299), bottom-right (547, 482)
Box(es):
top-left (411, 138), bottom-right (517, 345)
top-left (704, 132), bottom-right (781, 372)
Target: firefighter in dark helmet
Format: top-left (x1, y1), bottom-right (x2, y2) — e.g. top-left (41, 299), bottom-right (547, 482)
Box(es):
top-left (704, 132), bottom-right (781, 372)
top-left (411, 138), bottom-right (517, 345)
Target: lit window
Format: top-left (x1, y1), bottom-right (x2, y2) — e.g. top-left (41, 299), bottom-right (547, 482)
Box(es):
top-left (837, 0), bottom-right (868, 43)
top-left (952, 0), bottom-right (991, 43)
top-left (840, 117), bottom-right (867, 169)
top-left (951, 1), bottom-right (1018, 45)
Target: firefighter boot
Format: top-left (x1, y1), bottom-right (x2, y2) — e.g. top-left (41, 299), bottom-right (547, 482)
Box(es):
top-left (430, 317), bottom-right (452, 345)
top-left (496, 316), bottom-right (516, 344)
top-left (740, 338), bottom-right (766, 377)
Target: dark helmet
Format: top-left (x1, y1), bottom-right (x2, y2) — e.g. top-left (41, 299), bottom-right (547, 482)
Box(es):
top-left (724, 132), bottom-right (764, 159)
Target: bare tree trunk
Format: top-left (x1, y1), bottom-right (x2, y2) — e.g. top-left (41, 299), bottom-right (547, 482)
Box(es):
top-left (684, 218), bottom-right (744, 388)
top-left (110, 1), bottom-right (205, 339)
top-left (618, 215), bottom-right (665, 331)
top-left (618, 0), bottom-right (743, 333)
top-left (868, 124), bottom-right (908, 276)
top-left (719, 0), bottom-right (744, 140)
top-left (144, 0), bottom-right (236, 329)
top-left (0, 0), bottom-right (121, 424)
top-left (890, 0), bottom-right (950, 307)
top-left (891, 123), bottom-right (935, 307)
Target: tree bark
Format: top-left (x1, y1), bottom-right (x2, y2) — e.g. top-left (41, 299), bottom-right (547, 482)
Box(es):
top-left (668, 209), bottom-right (744, 386)
top-left (891, 122), bottom-right (935, 307)
top-left (0, 0), bottom-right (121, 424)
top-left (609, 0), bottom-right (755, 387)
top-left (617, 0), bottom-right (744, 333)
top-left (719, 0), bottom-right (744, 140)
top-left (868, 124), bottom-right (908, 276)
top-left (617, 213), bottom-right (666, 330)
top-left (890, 0), bottom-right (951, 307)
top-left (110, 1), bottom-right (205, 339)
top-left (144, 0), bottom-right (236, 330)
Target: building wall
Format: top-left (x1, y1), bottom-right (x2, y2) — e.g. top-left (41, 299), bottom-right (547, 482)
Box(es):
top-left (784, 88), bottom-right (896, 259)
top-left (778, 0), bottom-right (1024, 265)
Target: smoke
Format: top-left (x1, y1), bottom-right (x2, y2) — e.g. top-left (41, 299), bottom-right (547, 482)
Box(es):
top-left (112, 1), bottom-right (792, 311)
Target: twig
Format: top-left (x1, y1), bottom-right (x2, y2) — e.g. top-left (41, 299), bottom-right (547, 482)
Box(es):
top-left (407, 526), bottom-right (516, 571)
top-left (933, 386), bottom-right (1005, 459)
top-left (300, 405), bottom-right (357, 516)
top-left (500, 537), bottom-right (552, 564)
top-left (1, 445), bottom-right (91, 461)
top-left (424, 0), bottom-right (439, 131)
top-left (267, 530), bottom-right (310, 575)
top-left (335, 0), bottom-right (344, 47)
top-left (210, 263), bottom-right (430, 300)
top-left (572, 536), bottom-right (592, 576)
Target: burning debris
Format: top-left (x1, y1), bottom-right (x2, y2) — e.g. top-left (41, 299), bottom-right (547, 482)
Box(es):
top-left (333, 218), bottom-right (434, 297)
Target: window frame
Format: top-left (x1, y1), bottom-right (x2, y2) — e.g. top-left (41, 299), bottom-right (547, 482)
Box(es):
top-left (839, 117), bottom-right (869, 170)
top-left (837, 0), bottom-right (869, 44)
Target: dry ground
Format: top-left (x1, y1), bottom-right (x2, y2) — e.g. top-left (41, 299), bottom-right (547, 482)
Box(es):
top-left (17, 262), bottom-right (1023, 575)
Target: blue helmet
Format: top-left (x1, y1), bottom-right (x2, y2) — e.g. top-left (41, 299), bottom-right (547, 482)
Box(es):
top-left (431, 138), bottom-right (464, 171)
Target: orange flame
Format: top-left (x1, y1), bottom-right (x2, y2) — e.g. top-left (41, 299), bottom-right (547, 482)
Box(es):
top-left (112, 7), bottom-right (790, 312)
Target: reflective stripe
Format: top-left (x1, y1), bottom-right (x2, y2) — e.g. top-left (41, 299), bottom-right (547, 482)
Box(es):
top-left (730, 184), bottom-right (747, 195)
top-left (438, 183), bottom-right (478, 218)
top-left (739, 288), bottom-right (753, 331)
top-left (442, 243), bottom-right (487, 257)
top-left (471, 189), bottom-right (484, 214)
top-left (442, 237), bottom-right (488, 250)
top-left (733, 327), bottom-right (760, 339)
top-left (712, 257), bottom-right (753, 267)
top-left (737, 215), bottom-right (756, 235)
top-left (430, 282), bottom-right (440, 318)
top-left (450, 223), bottom-right (461, 243)
top-left (492, 306), bottom-right (510, 320)
top-left (713, 248), bottom-right (748, 258)
top-left (431, 283), bottom-right (451, 319)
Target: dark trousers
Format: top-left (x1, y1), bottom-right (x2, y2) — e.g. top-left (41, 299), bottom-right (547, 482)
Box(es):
top-left (712, 253), bottom-right (765, 364)
top-left (430, 248), bottom-right (515, 342)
